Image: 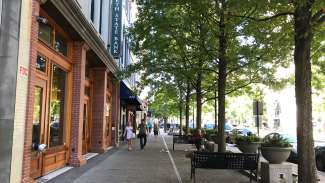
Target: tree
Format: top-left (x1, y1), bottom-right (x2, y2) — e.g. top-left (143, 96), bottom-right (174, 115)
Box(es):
top-left (128, 0), bottom-right (293, 148)
top-left (227, 0), bottom-right (324, 181)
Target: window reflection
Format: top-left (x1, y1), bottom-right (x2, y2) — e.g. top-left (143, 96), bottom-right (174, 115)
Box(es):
top-left (39, 22), bottom-right (53, 46)
top-left (50, 65), bottom-right (66, 147)
top-left (36, 55), bottom-right (46, 73)
top-left (32, 87), bottom-right (42, 151)
top-left (55, 33), bottom-right (68, 56)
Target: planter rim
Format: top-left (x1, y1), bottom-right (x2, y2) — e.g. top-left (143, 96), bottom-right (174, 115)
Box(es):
top-left (261, 146), bottom-right (292, 150)
top-left (237, 141), bottom-right (261, 144)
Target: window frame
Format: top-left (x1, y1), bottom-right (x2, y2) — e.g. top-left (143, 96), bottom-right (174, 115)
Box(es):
top-left (38, 9), bottom-right (71, 58)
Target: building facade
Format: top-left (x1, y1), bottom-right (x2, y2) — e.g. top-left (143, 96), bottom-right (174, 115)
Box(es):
top-left (0, 0), bottom-right (144, 182)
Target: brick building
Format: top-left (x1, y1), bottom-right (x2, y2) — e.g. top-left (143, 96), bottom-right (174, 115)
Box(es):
top-left (0, 0), bottom-right (143, 182)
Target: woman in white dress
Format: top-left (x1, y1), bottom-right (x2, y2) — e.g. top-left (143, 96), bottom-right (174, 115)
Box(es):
top-left (124, 121), bottom-right (133, 151)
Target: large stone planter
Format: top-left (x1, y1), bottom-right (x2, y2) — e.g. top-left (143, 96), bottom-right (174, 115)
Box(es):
top-left (261, 146), bottom-right (292, 164)
top-left (236, 142), bottom-right (260, 153)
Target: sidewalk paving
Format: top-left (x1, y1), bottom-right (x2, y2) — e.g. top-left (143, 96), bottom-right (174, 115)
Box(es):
top-left (48, 132), bottom-right (254, 183)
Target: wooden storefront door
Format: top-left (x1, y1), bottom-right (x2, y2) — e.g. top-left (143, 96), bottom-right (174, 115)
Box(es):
top-left (30, 78), bottom-right (47, 178)
top-left (31, 53), bottom-right (71, 178)
top-left (105, 95), bottom-right (112, 146)
top-left (30, 9), bottom-right (73, 178)
top-left (82, 98), bottom-right (91, 154)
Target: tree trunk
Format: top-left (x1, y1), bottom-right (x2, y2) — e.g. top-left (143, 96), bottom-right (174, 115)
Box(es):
top-left (179, 100), bottom-right (183, 135)
top-left (164, 117), bottom-right (168, 133)
top-left (196, 72), bottom-right (202, 129)
top-left (214, 88), bottom-right (218, 129)
top-left (294, 2), bottom-right (316, 182)
top-left (185, 82), bottom-right (191, 134)
top-left (217, 0), bottom-right (227, 153)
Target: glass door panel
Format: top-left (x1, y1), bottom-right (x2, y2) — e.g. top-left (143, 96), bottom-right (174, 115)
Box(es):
top-left (49, 64), bottom-right (67, 147)
top-left (105, 95), bottom-right (112, 146)
top-left (31, 79), bottom-right (47, 179)
top-left (82, 102), bottom-right (89, 154)
top-left (32, 87), bottom-right (42, 150)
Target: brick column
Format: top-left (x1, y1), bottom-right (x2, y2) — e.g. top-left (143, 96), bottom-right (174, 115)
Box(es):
top-left (91, 68), bottom-right (107, 153)
top-left (111, 79), bottom-right (120, 146)
top-left (69, 42), bottom-right (88, 167)
top-left (22, 1), bottom-right (39, 182)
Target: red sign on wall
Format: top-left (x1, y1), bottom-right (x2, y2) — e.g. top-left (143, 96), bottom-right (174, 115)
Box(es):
top-left (19, 66), bottom-right (28, 77)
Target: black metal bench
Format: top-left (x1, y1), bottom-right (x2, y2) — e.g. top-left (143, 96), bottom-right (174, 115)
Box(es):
top-left (172, 135), bottom-right (193, 150)
top-left (191, 151), bottom-right (259, 183)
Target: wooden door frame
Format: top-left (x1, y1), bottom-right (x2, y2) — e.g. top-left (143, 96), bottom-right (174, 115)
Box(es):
top-left (82, 96), bottom-right (92, 154)
top-left (33, 44), bottom-right (72, 176)
top-left (105, 93), bottom-right (112, 146)
top-left (30, 77), bottom-right (48, 178)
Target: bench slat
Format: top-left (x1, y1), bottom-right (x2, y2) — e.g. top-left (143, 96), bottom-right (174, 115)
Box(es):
top-left (193, 152), bottom-right (258, 170)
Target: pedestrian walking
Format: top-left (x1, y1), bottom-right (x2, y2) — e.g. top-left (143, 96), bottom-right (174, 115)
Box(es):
top-left (147, 120), bottom-right (153, 134)
top-left (124, 121), bottom-right (134, 151)
top-left (138, 119), bottom-right (148, 149)
top-left (153, 121), bottom-right (159, 136)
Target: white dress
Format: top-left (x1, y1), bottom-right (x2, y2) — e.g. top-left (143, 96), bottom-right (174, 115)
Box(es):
top-left (125, 126), bottom-right (133, 140)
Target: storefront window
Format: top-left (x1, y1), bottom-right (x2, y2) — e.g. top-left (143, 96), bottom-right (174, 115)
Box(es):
top-left (32, 87), bottom-right (42, 150)
top-left (49, 65), bottom-right (66, 147)
top-left (55, 32), bottom-right (68, 56)
top-left (39, 22), bottom-right (53, 46)
top-left (36, 55), bottom-right (47, 73)
top-left (38, 21), bottom-right (69, 56)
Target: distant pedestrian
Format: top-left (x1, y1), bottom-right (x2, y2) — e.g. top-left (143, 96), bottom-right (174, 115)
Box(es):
top-left (124, 121), bottom-right (134, 151)
top-left (153, 122), bottom-right (159, 136)
top-left (147, 120), bottom-right (153, 134)
top-left (138, 119), bottom-right (148, 149)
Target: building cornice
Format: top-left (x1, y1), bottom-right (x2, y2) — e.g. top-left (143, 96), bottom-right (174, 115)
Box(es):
top-left (50, 0), bottom-right (119, 74)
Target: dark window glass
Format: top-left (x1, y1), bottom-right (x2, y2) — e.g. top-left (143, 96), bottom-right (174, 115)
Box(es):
top-left (82, 103), bottom-right (87, 141)
top-left (90, 0), bottom-right (95, 22)
top-left (49, 65), bottom-right (66, 147)
top-left (85, 61), bottom-right (90, 78)
top-left (38, 22), bottom-right (53, 45)
top-left (85, 86), bottom-right (90, 97)
top-left (99, 0), bottom-right (102, 33)
top-left (36, 55), bottom-right (46, 72)
top-left (32, 87), bottom-right (42, 151)
top-left (55, 33), bottom-right (68, 56)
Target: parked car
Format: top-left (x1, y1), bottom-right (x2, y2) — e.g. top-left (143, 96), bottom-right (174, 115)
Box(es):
top-left (284, 133), bottom-right (325, 171)
top-left (204, 123), bottom-right (215, 129)
top-left (315, 146), bottom-right (325, 171)
top-left (232, 127), bottom-right (253, 136)
top-left (225, 122), bottom-right (234, 133)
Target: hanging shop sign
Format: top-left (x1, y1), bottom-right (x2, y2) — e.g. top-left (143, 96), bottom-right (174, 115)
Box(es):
top-left (111, 0), bottom-right (122, 58)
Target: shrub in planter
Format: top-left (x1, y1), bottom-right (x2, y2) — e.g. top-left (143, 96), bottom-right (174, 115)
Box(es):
top-left (235, 134), bottom-right (261, 153)
top-left (261, 133), bottom-right (293, 164)
top-left (203, 129), bottom-right (218, 141)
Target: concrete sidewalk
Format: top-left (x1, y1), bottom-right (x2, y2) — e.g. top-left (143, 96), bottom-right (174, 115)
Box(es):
top-left (48, 132), bottom-right (254, 183)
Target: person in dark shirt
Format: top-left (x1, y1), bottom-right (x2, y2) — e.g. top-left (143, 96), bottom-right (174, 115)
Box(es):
top-left (153, 122), bottom-right (159, 136)
top-left (138, 119), bottom-right (148, 149)
top-left (192, 129), bottom-right (203, 151)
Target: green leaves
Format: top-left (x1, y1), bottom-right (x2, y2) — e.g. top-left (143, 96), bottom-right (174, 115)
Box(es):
top-left (262, 133), bottom-right (292, 148)
top-left (235, 134), bottom-right (262, 143)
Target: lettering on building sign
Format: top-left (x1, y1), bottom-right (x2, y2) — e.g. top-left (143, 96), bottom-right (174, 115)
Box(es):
top-left (19, 66), bottom-right (28, 77)
top-left (111, 0), bottom-right (122, 58)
